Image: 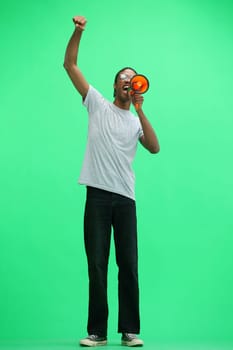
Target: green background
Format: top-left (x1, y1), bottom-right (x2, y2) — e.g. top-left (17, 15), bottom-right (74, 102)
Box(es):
top-left (1, 0), bottom-right (233, 348)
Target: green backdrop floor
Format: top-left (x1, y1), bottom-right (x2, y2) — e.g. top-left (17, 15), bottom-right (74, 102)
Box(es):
top-left (0, 340), bottom-right (233, 350)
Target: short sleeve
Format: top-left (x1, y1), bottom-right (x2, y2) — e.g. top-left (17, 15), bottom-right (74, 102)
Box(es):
top-left (137, 118), bottom-right (144, 139)
top-left (83, 85), bottom-right (106, 114)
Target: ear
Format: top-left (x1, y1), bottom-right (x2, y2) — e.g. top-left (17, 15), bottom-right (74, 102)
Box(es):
top-left (113, 83), bottom-right (117, 97)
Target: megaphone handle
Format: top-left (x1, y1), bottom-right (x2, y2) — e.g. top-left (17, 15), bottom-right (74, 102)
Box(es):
top-left (129, 90), bottom-right (139, 110)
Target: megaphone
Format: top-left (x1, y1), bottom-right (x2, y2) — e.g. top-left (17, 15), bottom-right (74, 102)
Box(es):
top-left (130, 74), bottom-right (149, 94)
top-left (129, 74), bottom-right (149, 110)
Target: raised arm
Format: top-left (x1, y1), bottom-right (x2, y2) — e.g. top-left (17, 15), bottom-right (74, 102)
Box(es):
top-left (63, 16), bottom-right (89, 99)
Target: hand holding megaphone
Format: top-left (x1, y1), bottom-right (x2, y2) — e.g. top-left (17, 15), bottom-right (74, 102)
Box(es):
top-left (129, 74), bottom-right (149, 110)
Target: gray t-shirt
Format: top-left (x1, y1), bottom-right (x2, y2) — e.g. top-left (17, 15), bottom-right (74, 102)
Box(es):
top-left (78, 85), bottom-right (143, 200)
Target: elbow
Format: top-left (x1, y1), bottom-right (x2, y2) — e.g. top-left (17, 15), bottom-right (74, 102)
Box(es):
top-left (63, 61), bottom-right (75, 72)
top-left (63, 61), bottom-right (70, 71)
top-left (150, 145), bottom-right (160, 154)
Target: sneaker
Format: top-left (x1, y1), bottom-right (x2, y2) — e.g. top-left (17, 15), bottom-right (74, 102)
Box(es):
top-left (79, 334), bottom-right (107, 347)
top-left (121, 333), bottom-right (144, 347)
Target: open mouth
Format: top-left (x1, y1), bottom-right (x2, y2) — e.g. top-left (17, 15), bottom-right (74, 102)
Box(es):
top-left (123, 85), bottom-right (130, 92)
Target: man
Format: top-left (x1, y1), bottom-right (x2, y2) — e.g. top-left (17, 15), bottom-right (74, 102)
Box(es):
top-left (64, 15), bottom-right (160, 347)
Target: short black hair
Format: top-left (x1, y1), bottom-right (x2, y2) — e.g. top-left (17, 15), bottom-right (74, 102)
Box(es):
top-left (113, 67), bottom-right (137, 97)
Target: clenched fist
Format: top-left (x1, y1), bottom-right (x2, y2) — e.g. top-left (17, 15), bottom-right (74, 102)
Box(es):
top-left (72, 16), bottom-right (87, 32)
top-left (132, 93), bottom-right (144, 111)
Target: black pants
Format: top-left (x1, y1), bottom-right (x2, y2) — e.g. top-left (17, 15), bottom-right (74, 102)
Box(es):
top-left (84, 186), bottom-right (140, 337)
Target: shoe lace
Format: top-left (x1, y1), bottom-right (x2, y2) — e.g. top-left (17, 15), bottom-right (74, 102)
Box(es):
top-left (88, 335), bottom-right (99, 340)
top-left (125, 333), bottom-right (137, 340)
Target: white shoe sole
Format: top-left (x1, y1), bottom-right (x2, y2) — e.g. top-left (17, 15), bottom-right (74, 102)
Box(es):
top-left (121, 339), bottom-right (144, 347)
top-left (80, 339), bottom-right (107, 347)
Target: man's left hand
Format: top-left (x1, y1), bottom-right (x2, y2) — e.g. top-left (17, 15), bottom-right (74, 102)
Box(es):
top-left (132, 93), bottom-right (144, 111)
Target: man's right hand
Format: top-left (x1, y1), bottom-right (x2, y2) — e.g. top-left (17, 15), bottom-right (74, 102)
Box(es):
top-left (72, 16), bottom-right (87, 32)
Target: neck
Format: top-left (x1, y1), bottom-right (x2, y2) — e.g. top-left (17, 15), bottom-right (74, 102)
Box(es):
top-left (113, 98), bottom-right (131, 110)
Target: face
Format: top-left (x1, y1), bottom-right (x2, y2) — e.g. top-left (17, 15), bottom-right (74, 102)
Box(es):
top-left (114, 69), bottom-right (136, 101)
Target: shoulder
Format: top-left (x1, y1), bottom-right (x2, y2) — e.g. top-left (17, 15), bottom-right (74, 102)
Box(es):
top-left (83, 85), bottom-right (113, 118)
top-left (83, 85), bottom-right (104, 104)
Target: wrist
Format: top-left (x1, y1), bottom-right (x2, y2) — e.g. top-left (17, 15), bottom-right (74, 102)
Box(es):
top-left (135, 105), bottom-right (143, 113)
top-left (74, 27), bottom-right (84, 37)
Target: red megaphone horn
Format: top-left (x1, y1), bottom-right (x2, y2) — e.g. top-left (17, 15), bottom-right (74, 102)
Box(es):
top-left (129, 74), bottom-right (149, 110)
top-left (130, 74), bottom-right (149, 94)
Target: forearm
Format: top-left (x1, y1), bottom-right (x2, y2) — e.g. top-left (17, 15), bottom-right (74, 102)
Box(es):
top-left (64, 28), bottom-right (82, 69)
top-left (137, 108), bottom-right (160, 154)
